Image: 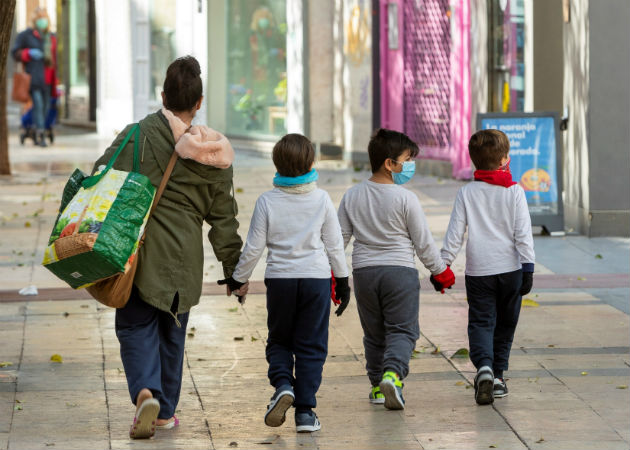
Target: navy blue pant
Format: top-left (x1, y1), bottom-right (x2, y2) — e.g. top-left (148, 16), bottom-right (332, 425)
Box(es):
top-left (465, 269), bottom-right (522, 377)
top-left (115, 288), bottom-right (189, 419)
top-left (265, 278), bottom-right (331, 411)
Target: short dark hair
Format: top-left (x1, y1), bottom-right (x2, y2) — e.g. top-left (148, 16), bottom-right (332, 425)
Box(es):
top-left (367, 128), bottom-right (419, 173)
top-left (272, 134), bottom-right (315, 177)
top-left (468, 129), bottom-right (510, 170)
top-left (163, 56), bottom-right (203, 112)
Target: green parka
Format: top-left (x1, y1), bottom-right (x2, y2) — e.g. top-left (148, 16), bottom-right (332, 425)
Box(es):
top-left (92, 111), bottom-right (242, 314)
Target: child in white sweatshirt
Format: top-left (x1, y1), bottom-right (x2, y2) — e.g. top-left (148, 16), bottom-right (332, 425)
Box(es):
top-left (221, 134), bottom-right (350, 433)
top-left (440, 129), bottom-right (535, 405)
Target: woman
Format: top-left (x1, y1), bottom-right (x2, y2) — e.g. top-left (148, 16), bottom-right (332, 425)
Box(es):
top-left (12, 7), bottom-right (57, 147)
top-left (93, 56), bottom-right (246, 439)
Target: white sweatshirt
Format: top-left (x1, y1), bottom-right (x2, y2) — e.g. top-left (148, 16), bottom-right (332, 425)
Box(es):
top-left (232, 188), bottom-right (349, 281)
top-left (337, 180), bottom-right (446, 274)
top-left (441, 181), bottom-right (535, 276)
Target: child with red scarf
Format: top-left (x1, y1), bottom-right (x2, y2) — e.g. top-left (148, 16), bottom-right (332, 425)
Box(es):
top-left (439, 129), bottom-right (535, 405)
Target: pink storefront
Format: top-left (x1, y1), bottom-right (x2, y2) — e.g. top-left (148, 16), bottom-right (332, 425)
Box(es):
top-left (378, 0), bottom-right (472, 179)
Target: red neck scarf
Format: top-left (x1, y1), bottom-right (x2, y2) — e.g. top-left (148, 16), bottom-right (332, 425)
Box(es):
top-left (474, 170), bottom-right (517, 188)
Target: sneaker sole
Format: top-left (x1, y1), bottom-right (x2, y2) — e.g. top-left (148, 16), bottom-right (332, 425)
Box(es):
top-left (379, 379), bottom-right (404, 410)
top-left (369, 397), bottom-right (385, 405)
top-left (264, 392), bottom-right (294, 427)
top-left (493, 391), bottom-right (508, 398)
top-left (296, 423), bottom-right (321, 433)
top-left (475, 378), bottom-right (494, 405)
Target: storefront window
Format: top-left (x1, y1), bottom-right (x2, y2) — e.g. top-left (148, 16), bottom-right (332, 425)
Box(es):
top-left (488, 0), bottom-right (527, 112)
top-left (149, 0), bottom-right (176, 101)
top-left (226, 0), bottom-right (287, 137)
top-left (68, 0), bottom-right (88, 89)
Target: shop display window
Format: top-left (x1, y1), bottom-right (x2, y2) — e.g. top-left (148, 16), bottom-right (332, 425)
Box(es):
top-left (149, 0), bottom-right (176, 102)
top-left (226, 0), bottom-right (287, 137)
top-left (488, 0), bottom-right (527, 112)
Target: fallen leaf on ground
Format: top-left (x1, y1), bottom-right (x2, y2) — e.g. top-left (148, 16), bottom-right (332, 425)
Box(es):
top-left (0, 361), bottom-right (13, 368)
top-left (581, 371), bottom-right (588, 376)
top-left (522, 298), bottom-right (539, 308)
top-left (536, 437), bottom-right (545, 443)
top-left (229, 442), bottom-right (238, 447)
top-left (228, 307), bottom-right (238, 312)
top-left (235, 188), bottom-right (244, 193)
top-left (616, 385), bottom-right (628, 389)
top-left (547, 344), bottom-right (555, 348)
top-left (595, 254), bottom-right (603, 259)
top-left (455, 381), bottom-right (466, 386)
top-left (577, 276), bottom-right (586, 281)
top-left (50, 354), bottom-right (63, 363)
top-left (431, 346), bottom-right (441, 355)
top-left (489, 446), bottom-right (497, 448)
top-left (451, 348), bottom-right (469, 359)
top-left (234, 336), bottom-right (244, 341)
top-left (187, 332), bottom-right (195, 338)
top-left (251, 336), bottom-right (258, 342)
top-left (24, 221), bottom-right (31, 228)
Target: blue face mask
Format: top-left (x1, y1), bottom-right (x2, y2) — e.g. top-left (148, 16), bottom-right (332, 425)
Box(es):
top-left (391, 160), bottom-right (415, 185)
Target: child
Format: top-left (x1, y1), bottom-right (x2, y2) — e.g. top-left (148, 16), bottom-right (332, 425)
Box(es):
top-left (337, 128), bottom-right (455, 410)
top-left (439, 129), bottom-right (535, 405)
top-left (221, 134), bottom-right (350, 433)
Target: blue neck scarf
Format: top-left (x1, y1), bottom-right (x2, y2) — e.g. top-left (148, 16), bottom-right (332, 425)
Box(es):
top-left (273, 169), bottom-right (319, 186)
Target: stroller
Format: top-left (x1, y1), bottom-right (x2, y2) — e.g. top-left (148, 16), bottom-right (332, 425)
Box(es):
top-left (20, 96), bottom-right (58, 147)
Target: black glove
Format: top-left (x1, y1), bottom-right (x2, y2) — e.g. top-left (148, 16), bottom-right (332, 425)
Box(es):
top-left (429, 275), bottom-right (443, 292)
top-left (218, 277), bottom-right (246, 303)
top-left (334, 277), bottom-right (351, 317)
top-left (520, 272), bottom-right (533, 296)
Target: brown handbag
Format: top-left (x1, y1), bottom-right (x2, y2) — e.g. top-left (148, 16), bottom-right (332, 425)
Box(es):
top-left (85, 149), bottom-right (179, 308)
top-left (11, 64), bottom-right (31, 103)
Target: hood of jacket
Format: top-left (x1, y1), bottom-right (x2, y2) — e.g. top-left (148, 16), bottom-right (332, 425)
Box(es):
top-left (138, 110), bottom-right (233, 186)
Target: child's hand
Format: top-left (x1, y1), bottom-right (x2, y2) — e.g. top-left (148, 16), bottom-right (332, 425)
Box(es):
top-left (218, 276), bottom-right (246, 298)
top-left (333, 277), bottom-right (351, 316)
top-left (431, 266), bottom-right (455, 294)
top-left (520, 272), bottom-right (533, 296)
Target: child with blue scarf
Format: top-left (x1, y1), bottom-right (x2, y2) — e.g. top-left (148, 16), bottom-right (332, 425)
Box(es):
top-left (222, 133), bottom-right (350, 433)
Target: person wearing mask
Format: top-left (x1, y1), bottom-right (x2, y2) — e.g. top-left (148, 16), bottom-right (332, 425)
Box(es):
top-left (12, 7), bottom-right (58, 147)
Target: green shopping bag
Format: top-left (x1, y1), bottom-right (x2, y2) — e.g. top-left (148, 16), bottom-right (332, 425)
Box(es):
top-left (42, 124), bottom-right (156, 289)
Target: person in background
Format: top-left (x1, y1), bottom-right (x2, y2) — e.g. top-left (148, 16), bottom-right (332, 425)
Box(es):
top-left (12, 7), bottom-right (58, 147)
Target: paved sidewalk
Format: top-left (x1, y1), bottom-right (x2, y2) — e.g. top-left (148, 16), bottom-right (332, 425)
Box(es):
top-left (0, 128), bottom-right (629, 449)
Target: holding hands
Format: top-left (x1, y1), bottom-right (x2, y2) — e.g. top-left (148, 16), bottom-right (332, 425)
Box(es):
top-left (429, 266), bottom-right (456, 294)
top-left (217, 276), bottom-right (249, 304)
top-left (28, 48), bottom-right (43, 60)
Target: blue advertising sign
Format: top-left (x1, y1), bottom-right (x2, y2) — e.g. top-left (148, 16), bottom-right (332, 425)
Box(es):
top-left (477, 112), bottom-right (564, 233)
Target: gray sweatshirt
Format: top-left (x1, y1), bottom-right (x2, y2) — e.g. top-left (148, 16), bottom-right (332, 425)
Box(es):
top-left (338, 180), bottom-right (446, 274)
top-left (232, 188), bottom-right (349, 281)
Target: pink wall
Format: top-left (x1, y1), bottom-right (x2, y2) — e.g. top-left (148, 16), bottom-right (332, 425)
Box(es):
top-left (379, 0), bottom-right (404, 132)
top-left (379, 0), bottom-right (472, 179)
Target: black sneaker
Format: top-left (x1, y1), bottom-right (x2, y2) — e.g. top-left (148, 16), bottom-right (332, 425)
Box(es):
top-left (474, 366), bottom-right (494, 405)
top-left (295, 410), bottom-right (321, 433)
top-left (264, 385), bottom-right (294, 427)
top-left (493, 377), bottom-right (508, 398)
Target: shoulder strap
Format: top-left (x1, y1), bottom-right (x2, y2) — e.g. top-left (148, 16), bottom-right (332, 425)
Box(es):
top-left (149, 150), bottom-right (178, 217)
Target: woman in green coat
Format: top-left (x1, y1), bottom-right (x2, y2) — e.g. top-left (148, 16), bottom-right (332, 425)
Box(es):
top-left (93, 56), bottom-right (246, 439)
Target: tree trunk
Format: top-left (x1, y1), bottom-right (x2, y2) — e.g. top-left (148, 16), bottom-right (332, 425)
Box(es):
top-left (0, 0), bottom-right (17, 175)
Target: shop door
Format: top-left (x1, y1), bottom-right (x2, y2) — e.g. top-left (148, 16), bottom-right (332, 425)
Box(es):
top-left (402, 0), bottom-right (452, 156)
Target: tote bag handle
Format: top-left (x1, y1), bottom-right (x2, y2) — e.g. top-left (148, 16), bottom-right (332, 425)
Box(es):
top-left (82, 124), bottom-right (140, 189)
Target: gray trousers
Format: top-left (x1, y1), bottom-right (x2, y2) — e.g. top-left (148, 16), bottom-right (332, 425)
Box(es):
top-left (353, 266), bottom-right (420, 386)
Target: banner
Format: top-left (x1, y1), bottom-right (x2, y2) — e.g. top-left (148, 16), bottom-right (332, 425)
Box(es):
top-left (477, 112), bottom-right (564, 233)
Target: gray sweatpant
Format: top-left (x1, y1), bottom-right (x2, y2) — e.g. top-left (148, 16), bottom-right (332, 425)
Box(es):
top-left (353, 266), bottom-right (420, 386)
